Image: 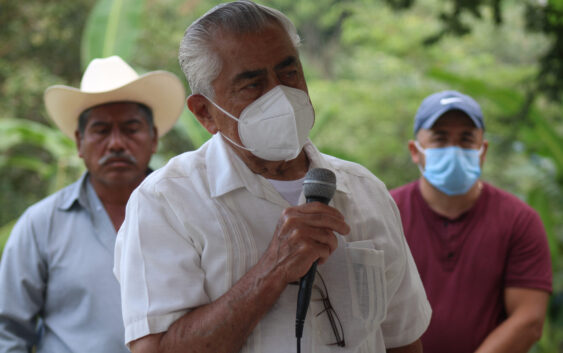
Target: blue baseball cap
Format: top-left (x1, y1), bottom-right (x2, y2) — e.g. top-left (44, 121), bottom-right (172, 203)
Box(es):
top-left (413, 90), bottom-right (484, 134)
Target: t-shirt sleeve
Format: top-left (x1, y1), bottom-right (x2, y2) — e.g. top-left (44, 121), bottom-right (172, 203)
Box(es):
top-left (504, 206), bottom-right (552, 292)
top-left (114, 184), bottom-right (210, 345)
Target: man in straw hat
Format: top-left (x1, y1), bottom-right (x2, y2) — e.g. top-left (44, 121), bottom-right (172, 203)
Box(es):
top-left (114, 1), bottom-right (431, 352)
top-left (0, 56), bottom-right (185, 352)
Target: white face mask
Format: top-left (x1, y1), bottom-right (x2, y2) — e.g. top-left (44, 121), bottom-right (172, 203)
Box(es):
top-left (205, 85), bottom-right (315, 161)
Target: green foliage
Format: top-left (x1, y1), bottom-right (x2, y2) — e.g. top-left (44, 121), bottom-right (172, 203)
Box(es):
top-left (0, 220), bottom-right (16, 257)
top-left (81, 0), bottom-right (146, 68)
top-left (393, 0), bottom-right (563, 101)
top-left (525, 0), bottom-right (563, 101)
top-left (0, 119), bottom-right (76, 160)
top-left (0, 0), bottom-right (562, 349)
top-left (0, 0), bottom-right (93, 227)
top-left (0, 119), bottom-right (84, 226)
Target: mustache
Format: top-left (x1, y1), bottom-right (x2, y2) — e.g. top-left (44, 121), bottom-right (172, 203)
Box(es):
top-left (98, 152), bottom-right (138, 166)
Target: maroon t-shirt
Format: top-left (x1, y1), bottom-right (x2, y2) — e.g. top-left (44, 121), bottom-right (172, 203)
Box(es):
top-left (390, 181), bottom-right (552, 353)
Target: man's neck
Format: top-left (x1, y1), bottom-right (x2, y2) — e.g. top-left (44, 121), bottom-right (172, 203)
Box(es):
top-left (90, 177), bottom-right (142, 231)
top-left (236, 149), bottom-right (310, 181)
top-left (419, 178), bottom-right (483, 220)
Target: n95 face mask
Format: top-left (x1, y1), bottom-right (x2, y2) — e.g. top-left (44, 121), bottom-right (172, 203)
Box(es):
top-left (206, 85), bottom-right (315, 161)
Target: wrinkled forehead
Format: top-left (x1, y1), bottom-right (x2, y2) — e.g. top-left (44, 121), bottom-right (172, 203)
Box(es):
top-left (210, 24), bottom-right (302, 92)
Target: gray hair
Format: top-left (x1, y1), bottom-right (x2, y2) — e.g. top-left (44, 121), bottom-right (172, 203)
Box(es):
top-left (178, 0), bottom-right (301, 98)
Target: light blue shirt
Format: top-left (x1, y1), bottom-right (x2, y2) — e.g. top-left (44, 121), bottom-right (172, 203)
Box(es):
top-left (0, 174), bottom-right (129, 353)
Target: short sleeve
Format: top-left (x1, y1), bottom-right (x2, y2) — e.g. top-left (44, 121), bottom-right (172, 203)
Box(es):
top-left (504, 207), bottom-right (552, 292)
top-left (114, 184), bottom-right (210, 344)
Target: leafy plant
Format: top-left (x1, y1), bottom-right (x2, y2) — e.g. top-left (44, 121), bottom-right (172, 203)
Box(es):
top-left (81, 0), bottom-right (146, 68)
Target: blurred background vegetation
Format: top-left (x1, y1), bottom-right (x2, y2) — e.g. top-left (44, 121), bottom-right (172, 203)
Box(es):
top-left (0, 0), bottom-right (562, 350)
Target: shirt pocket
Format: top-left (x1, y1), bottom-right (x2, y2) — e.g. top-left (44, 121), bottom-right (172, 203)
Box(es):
top-left (345, 240), bottom-right (387, 325)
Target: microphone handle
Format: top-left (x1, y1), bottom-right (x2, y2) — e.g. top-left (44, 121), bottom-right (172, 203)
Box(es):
top-left (295, 260), bottom-right (317, 340)
top-left (295, 195), bottom-right (328, 339)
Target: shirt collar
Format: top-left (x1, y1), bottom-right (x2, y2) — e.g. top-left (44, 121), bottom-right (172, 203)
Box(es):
top-left (205, 134), bottom-right (350, 199)
top-left (58, 168), bottom-right (153, 212)
top-left (301, 141), bottom-right (350, 196)
top-left (58, 172), bottom-right (91, 211)
top-left (206, 134), bottom-right (262, 198)
top-left (414, 180), bottom-right (488, 222)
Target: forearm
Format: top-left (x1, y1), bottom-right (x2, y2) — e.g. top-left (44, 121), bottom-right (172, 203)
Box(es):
top-left (141, 255), bottom-right (287, 353)
top-left (474, 315), bottom-right (543, 353)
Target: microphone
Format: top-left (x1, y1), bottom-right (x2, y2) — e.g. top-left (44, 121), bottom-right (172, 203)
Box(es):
top-left (295, 168), bottom-right (337, 347)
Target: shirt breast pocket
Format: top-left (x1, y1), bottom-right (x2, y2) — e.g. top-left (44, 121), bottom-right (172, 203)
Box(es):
top-left (345, 241), bottom-right (387, 325)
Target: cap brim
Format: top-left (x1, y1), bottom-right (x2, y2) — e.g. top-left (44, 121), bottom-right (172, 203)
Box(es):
top-left (44, 70), bottom-right (186, 139)
top-left (421, 105), bottom-right (483, 131)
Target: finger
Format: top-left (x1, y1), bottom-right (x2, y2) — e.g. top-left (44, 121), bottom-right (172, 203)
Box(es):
top-left (281, 207), bottom-right (350, 236)
top-left (289, 231), bottom-right (333, 269)
top-left (302, 227), bottom-right (339, 255)
top-left (297, 202), bottom-right (345, 220)
top-left (286, 226), bottom-right (338, 262)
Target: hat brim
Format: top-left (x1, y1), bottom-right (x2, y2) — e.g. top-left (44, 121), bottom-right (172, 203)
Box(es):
top-left (44, 70), bottom-right (186, 139)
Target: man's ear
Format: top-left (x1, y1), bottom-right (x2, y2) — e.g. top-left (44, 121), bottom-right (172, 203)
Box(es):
top-left (187, 95), bottom-right (218, 134)
top-left (408, 140), bottom-right (423, 165)
top-left (480, 140), bottom-right (489, 166)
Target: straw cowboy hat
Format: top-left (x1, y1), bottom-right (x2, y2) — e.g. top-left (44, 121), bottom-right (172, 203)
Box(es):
top-left (44, 56), bottom-right (186, 138)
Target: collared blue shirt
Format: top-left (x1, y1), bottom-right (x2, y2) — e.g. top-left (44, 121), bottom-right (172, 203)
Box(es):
top-left (0, 173), bottom-right (129, 353)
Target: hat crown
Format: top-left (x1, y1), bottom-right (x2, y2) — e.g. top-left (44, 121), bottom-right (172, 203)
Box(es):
top-left (413, 90), bottom-right (484, 134)
top-left (80, 56), bottom-right (139, 93)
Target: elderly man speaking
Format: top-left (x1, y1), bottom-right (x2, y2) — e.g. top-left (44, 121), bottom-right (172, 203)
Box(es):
top-left (115, 1), bottom-right (432, 353)
top-left (0, 56), bottom-right (184, 352)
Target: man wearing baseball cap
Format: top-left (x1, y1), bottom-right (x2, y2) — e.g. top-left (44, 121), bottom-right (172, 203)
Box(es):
top-left (0, 56), bottom-right (184, 352)
top-left (390, 90), bottom-right (552, 353)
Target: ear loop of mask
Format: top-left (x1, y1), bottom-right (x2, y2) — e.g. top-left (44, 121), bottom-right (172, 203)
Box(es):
top-left (201, 95), bottom-right (256, 153)
top-left (414, 140), bottom-right (426, 175)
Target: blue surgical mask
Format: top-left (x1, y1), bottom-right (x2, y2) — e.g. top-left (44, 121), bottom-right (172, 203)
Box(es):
top-left (415, 141), bottom-right (482, 196)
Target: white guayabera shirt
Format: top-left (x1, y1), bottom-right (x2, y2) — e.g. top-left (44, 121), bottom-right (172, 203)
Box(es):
top-left (114, 134), bottom-right (431, 352)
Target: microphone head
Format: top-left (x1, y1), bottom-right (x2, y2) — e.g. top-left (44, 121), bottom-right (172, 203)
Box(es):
top-left (303, 168), bottom-right (336, 202)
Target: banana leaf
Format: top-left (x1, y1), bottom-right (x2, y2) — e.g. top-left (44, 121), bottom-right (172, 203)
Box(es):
top-left (81, 0), bottom-right (145, 69)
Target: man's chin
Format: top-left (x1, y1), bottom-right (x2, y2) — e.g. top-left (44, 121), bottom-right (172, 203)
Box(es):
top-left (95, 169), bottom-right (145, 187)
